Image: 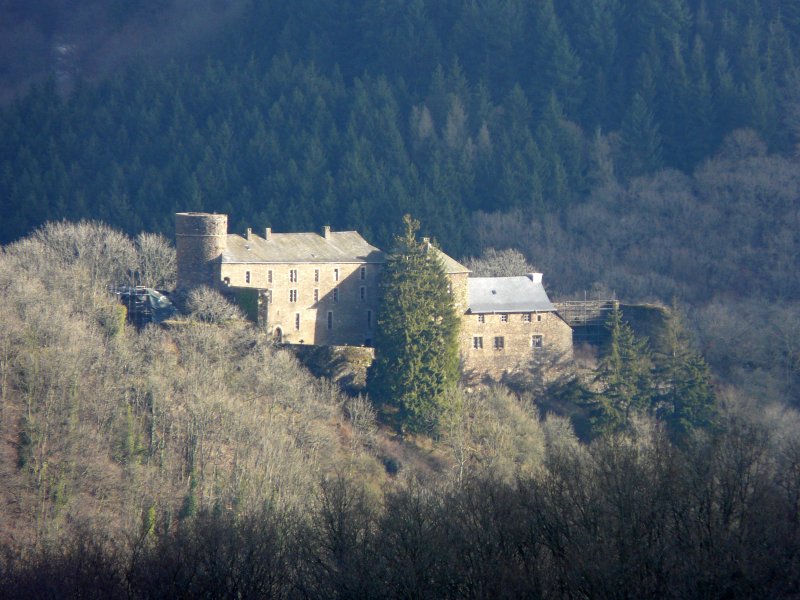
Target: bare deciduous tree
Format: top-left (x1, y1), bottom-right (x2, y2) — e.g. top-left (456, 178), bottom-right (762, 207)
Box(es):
top-left (186, 286), bottom-right (244, 324)
top-left (463, 247), bottom-right (536, 277)
top-left (135, 232), bottom-right (176, 290)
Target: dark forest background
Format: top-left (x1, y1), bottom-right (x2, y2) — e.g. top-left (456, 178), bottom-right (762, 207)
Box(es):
top-left (2, 0), bottom-right (798, 254)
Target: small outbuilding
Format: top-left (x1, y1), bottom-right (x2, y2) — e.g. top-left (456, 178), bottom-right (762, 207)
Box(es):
top-left (459, 274), bottom-right (573, 380)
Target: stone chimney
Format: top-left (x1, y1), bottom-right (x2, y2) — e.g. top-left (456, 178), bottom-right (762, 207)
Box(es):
top-left (323, 225), bottom-right (331, 239)
top-left (246, 227), bottom-right (252, 240)
top-left (422, 236), bottom-right (430, 245)
top-left (265, 227), bottom-right (271, 241)
top-left (527, 273), bottom-right (543, 283)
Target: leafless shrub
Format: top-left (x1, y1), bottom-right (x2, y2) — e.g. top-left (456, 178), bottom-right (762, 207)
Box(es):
top-left (462, 247), bottom-right (536, 277)
top-left (186, 286), bottom-right (244, 323)
top-left (715, 128), bottom-right (767, 160)
top-left (344, 395), bottom-right (377, 452)
top-left (135, 232), bottom-right (176, 290)
top-left (440, 386), bottom-right (545, 485)
top-left (29, 220), bottom-right (137, 292)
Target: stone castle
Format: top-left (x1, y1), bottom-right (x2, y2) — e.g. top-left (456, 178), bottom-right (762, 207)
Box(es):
top-left (176, 212), bottom-right (572, 379)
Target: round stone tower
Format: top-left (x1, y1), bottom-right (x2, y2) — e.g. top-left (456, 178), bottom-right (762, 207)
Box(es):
top-left (175, 212), bottom-right (228, 292)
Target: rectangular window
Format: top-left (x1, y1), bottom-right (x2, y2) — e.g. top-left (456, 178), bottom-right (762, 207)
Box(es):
top-left (313, 288), bottom-right (319, 302)
top-left (367, 310), bottom-right (372, 329)
top-left (289, 269), bottom-right (298, 283)
top-left (523, 313), bottom-right (532, 322)
top-left (289, 289), bottom-right (297, 303)
top-left (295, 313), bottom-right (301, 331)
top-left (500, 313), bottom-right (509, 323)
top-left (477, 314), bottom-right (485, 323)
top-left (537, 313), bottom-right (542, 322)
top-left (327, 311), bottom-right (333, 330)
top-left (268, 270), bottom-right (273, 284)
top-left (360, 266), bottom-right (366, 280)
top-left (473, 336), bottom-right (483, 350)
top-left (360, 286), bottom-right (366, 301)
top-left (494, 336), bottom-right (505, 351)
top-left (314, 269), bottom-right (319, 283)
top-left (532, 335), bottom-right (543, 348)
top-left (333, 287), bottom-right (339, 303)
top-left (334, 268), bottom-right (339, 282)
top-left (245, 271), bottom-right (251, 284)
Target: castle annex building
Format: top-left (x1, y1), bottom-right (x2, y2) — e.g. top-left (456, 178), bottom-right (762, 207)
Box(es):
top-left (176, 212), bottom-right (572, 379)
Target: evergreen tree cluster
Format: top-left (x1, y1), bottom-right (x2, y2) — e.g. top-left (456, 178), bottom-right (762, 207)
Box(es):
top-left (590, 305), bottom-right (715, 440)
top-left (1, 0), bottom-right (798, 256)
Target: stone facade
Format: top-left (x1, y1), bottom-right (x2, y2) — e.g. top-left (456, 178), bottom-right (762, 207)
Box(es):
top-left (175, 212), bottom-right (572, 379)
top-left (175, 212), bottom-right (228, 291)
top-left (459, 311), bottom-right (573, 381)
top-left (221, 261), bottom-right (379, 346)
top-left (176, 213), bottom-right (384, 347)
top-left (448, 272), bottom-right (469, 315)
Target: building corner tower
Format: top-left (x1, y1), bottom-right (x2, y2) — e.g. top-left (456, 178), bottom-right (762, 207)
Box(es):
top-left (175, 212), bottom-right (228, 293)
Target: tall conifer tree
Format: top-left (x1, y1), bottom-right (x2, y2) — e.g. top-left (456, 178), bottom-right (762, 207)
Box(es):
top-left (653, 304), bottom-right (716, 441)
top-left (368, 215), bottom-right (460, 433)
top-left (591, 305), bottom-right (654, 435)
top-left (620, 93), bottom-right (664, 177)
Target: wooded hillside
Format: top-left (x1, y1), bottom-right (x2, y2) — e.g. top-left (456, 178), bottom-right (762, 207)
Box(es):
top-left (1, 222), bottom-right (798, 598)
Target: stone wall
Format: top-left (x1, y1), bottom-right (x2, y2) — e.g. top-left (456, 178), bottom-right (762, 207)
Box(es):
top-left (220, 261), bottom-right (380, 346)
top-left (459, 311), bottom-right (573, 381)
top-left (448, 272), bottom-right (469, 315)
top-left (175, 213), bottom-right (228, 292)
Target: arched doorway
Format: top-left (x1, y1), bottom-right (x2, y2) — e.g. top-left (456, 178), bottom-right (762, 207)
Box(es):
top-left (273, 327), bottom-right (283, 344)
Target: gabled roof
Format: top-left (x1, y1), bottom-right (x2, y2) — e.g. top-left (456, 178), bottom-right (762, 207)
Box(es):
top-left (425, 243), bottom-right (470, 275)
top-left (223, 231), bottom-right (385, 264)
top-left (468, 275), bottom-right (555, 313)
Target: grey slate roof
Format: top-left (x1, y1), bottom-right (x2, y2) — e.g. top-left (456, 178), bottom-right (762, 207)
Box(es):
top-left (222, 231), bottom-right (385, 264)
top-left (468, 276), bottom-right (556, 313)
